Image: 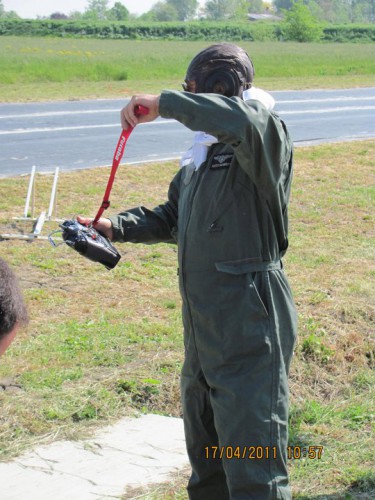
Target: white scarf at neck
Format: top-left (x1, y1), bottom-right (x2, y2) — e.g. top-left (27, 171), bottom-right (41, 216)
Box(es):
top-left (180, 87), bottom-right (275, 170)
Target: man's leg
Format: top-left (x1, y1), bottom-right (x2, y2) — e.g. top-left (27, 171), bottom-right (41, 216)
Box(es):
top-left (181, 347), bottom-right (230, 500)
top-left (208, 360), bottom-right (291, 500)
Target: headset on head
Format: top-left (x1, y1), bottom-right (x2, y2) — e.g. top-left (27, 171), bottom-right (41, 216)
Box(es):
top-left (201, 64), bottom-right (251, 97)
top-left (184, 44), bottom-right (255, 98)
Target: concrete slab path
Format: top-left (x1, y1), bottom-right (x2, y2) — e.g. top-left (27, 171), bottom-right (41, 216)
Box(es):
top-left (0, 414), bottom-right (189, 500)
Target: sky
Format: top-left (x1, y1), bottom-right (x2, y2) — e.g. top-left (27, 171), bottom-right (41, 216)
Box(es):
top-left (2, 0), bottom-right (159, 18)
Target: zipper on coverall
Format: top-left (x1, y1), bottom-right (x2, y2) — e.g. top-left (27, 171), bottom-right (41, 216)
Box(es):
top-left (179, 164), bottom-right (207, 355)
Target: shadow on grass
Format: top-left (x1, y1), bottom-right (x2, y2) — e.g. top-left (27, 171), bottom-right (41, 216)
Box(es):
top-left (294, 492), bottom-right (375, 500)
top-left (293, 471), bottom-right (375, 499)
top-left (289, 409), bottom-right (375, 499)
top-left (121, 469), bottom-right (375, 500)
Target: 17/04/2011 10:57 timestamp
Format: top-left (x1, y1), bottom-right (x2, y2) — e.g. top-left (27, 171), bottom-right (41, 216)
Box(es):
top-left (204, 446), bottom-right (324, 460)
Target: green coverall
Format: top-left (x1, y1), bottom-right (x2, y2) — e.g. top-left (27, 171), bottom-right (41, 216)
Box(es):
top-left (110, 91), bottom-right (298, 499)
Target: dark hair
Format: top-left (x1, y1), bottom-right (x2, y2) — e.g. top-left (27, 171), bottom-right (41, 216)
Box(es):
top-left (0, 258), bottom-right (28, 339)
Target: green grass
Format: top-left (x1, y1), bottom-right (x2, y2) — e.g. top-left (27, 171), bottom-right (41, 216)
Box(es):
top-left (0, 142), bottom-right (374, 498)
top-left (0, 37), bottom-right (374, 101)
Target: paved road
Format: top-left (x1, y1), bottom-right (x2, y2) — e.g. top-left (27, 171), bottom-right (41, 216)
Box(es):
top-left (0, 87), bottom-right (374, 177)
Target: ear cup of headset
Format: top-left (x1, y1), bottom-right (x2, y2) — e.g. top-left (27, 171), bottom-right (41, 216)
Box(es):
top-left (185, 43), bottom-right (254, 98)
top-left (203, 68), bottom-right (241, 97)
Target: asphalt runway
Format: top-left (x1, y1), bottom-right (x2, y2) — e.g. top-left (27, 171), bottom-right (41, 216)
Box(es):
top-left (0, 87), bottom-right (374, 177)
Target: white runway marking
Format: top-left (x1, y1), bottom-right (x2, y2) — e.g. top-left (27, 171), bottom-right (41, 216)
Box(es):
top-left (0, 120), bottom-right (176, 135)
top-left (280, 105), bottom-right (375, 115)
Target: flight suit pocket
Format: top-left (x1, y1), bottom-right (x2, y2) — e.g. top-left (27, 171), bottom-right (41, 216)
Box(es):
top-left (214, 261), bottom-right (271, 362)
top-left (215, 261), bottom-right (269, 318)
top-left (248, 279), bottom-right (269, 318)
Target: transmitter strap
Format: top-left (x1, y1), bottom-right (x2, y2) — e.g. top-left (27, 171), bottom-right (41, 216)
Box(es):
top-left (93, 105), bottom-right (149, 224)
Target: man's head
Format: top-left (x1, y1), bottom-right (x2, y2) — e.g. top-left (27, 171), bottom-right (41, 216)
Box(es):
top-left (183, 43), bottom-right (254, 98)
top-left (0, 258), bottom-right (28, 355)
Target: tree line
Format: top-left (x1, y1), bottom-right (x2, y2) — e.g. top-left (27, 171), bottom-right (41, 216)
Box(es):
top-left (0, 0), bottom-right (374, 24)
top-left (0, 17), bottom-right (373, 43)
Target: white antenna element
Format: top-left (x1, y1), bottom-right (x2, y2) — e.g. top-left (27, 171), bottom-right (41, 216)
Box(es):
top-left (1, 166), bottom-right (62, 241)
top-left (23, 165), bottom-right (36, 219)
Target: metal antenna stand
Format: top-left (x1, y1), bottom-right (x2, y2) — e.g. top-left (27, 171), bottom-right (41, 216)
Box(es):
top-left (0, 166), bottom-right (62, 241)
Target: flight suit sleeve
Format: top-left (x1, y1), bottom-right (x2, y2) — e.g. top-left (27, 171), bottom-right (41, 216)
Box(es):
top-left (159, 90), bottom-right (293, 196)
top-left (108, 168), bottom-right (181, 244)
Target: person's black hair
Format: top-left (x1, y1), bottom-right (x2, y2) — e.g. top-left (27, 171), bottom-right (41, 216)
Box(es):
top-left (0, 258), bottom-right (28, 339)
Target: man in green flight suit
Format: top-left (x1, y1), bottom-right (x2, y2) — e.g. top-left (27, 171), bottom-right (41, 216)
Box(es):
top-left (79, 43), bottom-right (297, 499)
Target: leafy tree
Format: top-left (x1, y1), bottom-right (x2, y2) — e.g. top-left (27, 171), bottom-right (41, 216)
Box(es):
top-left (204, 0), bottom-right (245, 21)
top-left (148, 1), bottom-right (179, 21)
top-left (0, 0), bottom-right (19, 18)
top-left (274, 0), bottom-right (294, 12)
top-left (69, 10), bottom-right (84, 19)
top-left (166, 0), bottom-right (198, 20)
top-left (50, 12), bottom-right (69, 19)
top-left (301, 0), bottom-right (343, 22)
top-left (84, 0), bottom-right (109, 20)
top-left (280, 0), bottom-right (375, 23)
top-left (247, 0), bottom-right (266, 13)
top-left (345, 0), bottom-right (375, 22)
top-left (282, 0), bottom-right (323, 41)
top-left (108, 1), bottom-right (129, 20)
top-left (205, 0), bottom-right (228, 19)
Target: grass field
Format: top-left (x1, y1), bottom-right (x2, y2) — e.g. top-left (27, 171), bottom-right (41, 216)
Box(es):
top-left (0, 34), bottom-right (374, 496)
top-left (0, 140), bottom-right (374, 497)
top-left (0, 37), bottom-right (374, 101)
